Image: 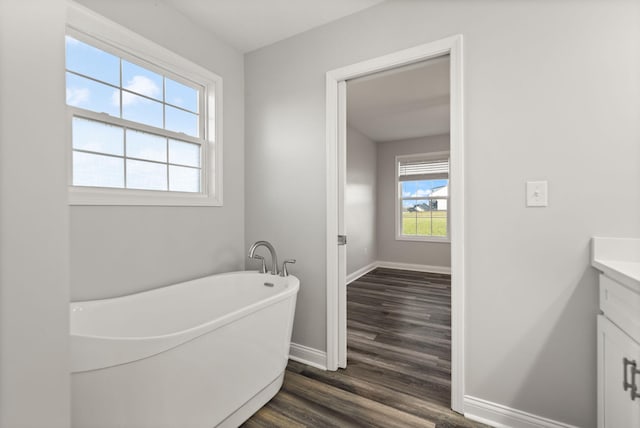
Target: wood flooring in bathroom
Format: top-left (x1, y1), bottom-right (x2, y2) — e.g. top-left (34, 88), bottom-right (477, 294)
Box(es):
top-left (242, 268), bottom-right (489, 428)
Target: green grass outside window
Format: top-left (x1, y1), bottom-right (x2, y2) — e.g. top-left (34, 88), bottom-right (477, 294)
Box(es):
top-left (402, 211), bottom-right (447, 237)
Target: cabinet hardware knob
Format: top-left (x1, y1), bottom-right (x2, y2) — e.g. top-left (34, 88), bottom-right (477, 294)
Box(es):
top-left (623, 358), bottom-right (640, 401)
top-left (623, 358), bottom-right (634, 392)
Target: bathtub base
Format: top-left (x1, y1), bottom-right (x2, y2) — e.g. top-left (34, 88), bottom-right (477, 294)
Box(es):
top-left (72, 297), bottom-right (296, 428)
top-left (70, 272), bottom-right (299, 428)
top-left (217, 372), bottom-right (284, 428)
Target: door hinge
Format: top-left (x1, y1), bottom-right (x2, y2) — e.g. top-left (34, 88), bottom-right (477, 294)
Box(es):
top-left (337, 235), bottom-right (347, 245)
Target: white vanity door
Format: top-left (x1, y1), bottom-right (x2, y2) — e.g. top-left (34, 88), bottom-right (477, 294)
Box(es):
top-left (598, 315), bottom-right (640, 428)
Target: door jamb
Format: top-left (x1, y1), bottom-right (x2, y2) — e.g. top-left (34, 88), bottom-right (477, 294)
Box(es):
top-left (325, 34), bottom-right (465, 413)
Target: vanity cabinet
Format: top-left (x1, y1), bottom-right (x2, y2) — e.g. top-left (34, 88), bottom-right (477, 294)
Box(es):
top-left (598, 315), bottom-right (640, 428)
top-left (597, 273), bottom-right (640, 428)
top-left (592, 237), bottom-right (640, 428)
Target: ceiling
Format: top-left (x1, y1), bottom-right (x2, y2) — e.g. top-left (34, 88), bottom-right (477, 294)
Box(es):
top-left (158, 0), bottom-right (448, 143)
top-left (347, 56), bottom-right (450, 143)
top-left (163, 0), bottom-right (385, 53)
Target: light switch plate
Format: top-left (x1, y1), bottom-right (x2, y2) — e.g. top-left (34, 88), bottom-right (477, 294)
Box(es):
top-left (526, 181), bottom-right (548, 207)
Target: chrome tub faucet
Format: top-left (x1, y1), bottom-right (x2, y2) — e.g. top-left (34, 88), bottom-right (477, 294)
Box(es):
top-left (248, 241), bottom-right (279, 275)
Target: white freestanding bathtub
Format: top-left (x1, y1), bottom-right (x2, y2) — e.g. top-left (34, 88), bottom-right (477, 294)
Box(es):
top-left (70, 271), bottom-right (299, 428)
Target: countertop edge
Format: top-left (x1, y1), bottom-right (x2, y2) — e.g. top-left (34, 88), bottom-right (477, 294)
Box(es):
top-left (592, 258), bottom-right (640, 294)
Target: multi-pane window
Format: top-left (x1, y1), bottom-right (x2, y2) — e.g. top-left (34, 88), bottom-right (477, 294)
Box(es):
top-left (66, 35), bottom-right (203, 193)
top-left (64, 18), bottom-right (221, 206)
top-left (397, 154), bottom-right (449, 240)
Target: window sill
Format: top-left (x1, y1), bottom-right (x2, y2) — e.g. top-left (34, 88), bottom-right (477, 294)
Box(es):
top-left (68, 186), bottom-right (222, 207)
top-left (396, 235), bottom-right (451, 244)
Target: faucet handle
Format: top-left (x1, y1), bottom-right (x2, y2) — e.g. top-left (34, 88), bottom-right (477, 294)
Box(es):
top-left (251, 255), bottom-right (267, 274)
top-left (281, 259), bottom-right (296, 277)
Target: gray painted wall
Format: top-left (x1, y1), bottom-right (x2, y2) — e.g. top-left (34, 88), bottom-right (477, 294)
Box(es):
top-left (1, 1), bottom-right (246, 423)
top-left (346, 126), bottom-right (378, 275)
top-left (377, 134), bottom-right (451, 268)
top-left (0, 0), bottom-right (70, 426)
top-left (71, 0), bottom-right (246, 300)
top-left (244, 1), bottom-right (640, 426)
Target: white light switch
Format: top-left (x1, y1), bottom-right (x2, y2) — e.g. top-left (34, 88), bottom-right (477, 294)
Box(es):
top-left (526, 181), bottom-right (548, 207)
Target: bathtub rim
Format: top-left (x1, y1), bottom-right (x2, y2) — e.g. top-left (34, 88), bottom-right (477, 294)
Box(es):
top-left (70, 271), bottom-right (299, 373)
top-left (70, 270), bottom-right (299, 340)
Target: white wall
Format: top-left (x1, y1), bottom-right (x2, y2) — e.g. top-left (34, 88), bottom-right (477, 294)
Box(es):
top-left (346, 126), bottom-right (378, 275)
top-left (71, 0), bottom-right (245, 300)
top-left (0, 0), bottom-right (70, 426)
top-left (377, 134), bottom-right (451, 268)
top-left (244, 1), bottom-right (640, 426)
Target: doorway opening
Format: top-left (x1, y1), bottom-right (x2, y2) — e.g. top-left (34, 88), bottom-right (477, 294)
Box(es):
top-left (325, 35), bottom-right (465, 413)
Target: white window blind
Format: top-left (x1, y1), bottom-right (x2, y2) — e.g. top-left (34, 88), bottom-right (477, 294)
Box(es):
top-left (398, 158), bottom-right (449, 181)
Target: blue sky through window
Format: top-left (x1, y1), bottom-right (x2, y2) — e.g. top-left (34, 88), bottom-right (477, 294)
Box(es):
top-left (122, 60), bottom-right (163, 101)
top-left (166, 78), bottom-right (198, 112)
top-left (401, 179), bottom-right (448, 209)
top-left (65, 36), bottom-right (119, 86)
top-left (402, 179), bottom-right (447, 197)
top-left (66, 35), bottom-right (203, 193)
top-left (65, 36), bottom-right (200, 138)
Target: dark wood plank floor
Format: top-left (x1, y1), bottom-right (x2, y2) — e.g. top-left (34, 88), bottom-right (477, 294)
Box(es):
top-left (243, 268), bottom-right (489, 428)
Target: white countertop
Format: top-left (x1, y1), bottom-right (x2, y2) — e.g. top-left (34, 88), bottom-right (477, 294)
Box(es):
top-left (592, 237), bottom-right (640, 293)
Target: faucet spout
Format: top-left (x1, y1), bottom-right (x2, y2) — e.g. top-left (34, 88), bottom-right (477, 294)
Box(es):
top-left (248, 240), bottom-right (279, 275)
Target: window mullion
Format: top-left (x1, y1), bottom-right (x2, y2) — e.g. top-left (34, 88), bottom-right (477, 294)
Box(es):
top-left (162, 76), bottom-right (166, 130)
top-left (430, 204), bottom-right (433, 236)
top-left (123, 123), bottom-right (128, 189)
top-left (65, 70), bottom-right (120, 91)
top-left (166, 137), bottom-right (170, 191)
top-left (118, 58), bottom-right (123, 118)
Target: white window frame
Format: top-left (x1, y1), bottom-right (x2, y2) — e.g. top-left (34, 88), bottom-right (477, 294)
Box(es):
top-left (66, 2), bottom-right (222, 206)
top-left (395, 151), bottom-right (450, 243)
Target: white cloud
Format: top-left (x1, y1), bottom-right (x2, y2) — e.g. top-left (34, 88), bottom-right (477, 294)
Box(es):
top-left (412, 189), bottom-right (432, 198)
top-left (113, 75), bottom-right (161, 106)
top-left (170, 96), bottom-right (184, 107)
top-left (403, 188), bottom-right (433, 198)
top-left (66, 87), bottom-right (90, 106)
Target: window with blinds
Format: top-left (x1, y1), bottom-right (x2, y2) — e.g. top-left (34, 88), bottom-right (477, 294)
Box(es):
top-left (397, 154), bottom-right (450, 240)
top-left (398, 158), bottom-right (449, 181)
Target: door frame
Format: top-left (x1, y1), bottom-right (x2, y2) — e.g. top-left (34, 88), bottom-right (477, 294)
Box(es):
top-left (325, 34), bottom-right (465, 413)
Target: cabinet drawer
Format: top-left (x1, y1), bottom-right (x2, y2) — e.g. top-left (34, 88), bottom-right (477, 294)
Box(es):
top-left (600, 274), bottom-right (640, 344)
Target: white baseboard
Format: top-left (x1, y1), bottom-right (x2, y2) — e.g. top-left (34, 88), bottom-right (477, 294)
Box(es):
top-left (346, 262), bottom-right (378, 284)
top-left (288, 342), bottom-right (327, 370)
top-left (464, 395), bottom-right (579, 428)
top-left (376, 260), bottom-right (451, 275)
top-left (347, 261), bottom-right (451, 283)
